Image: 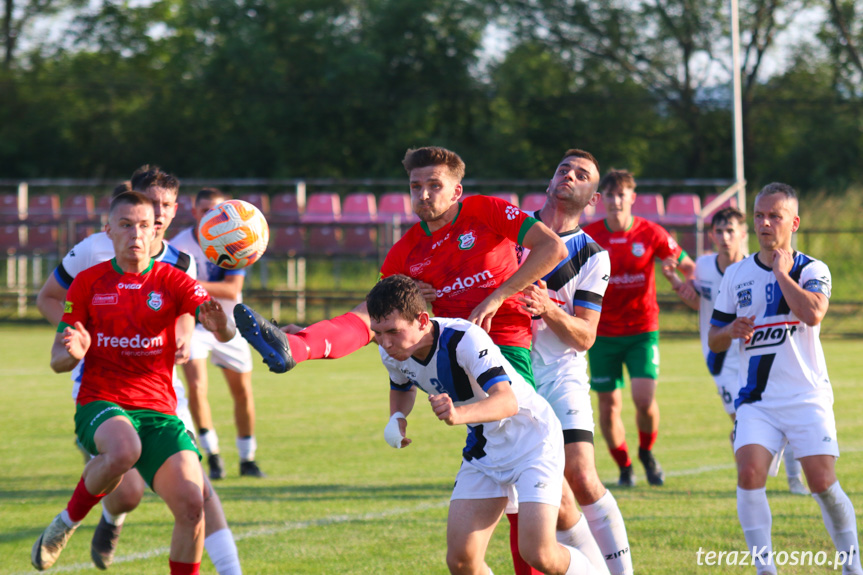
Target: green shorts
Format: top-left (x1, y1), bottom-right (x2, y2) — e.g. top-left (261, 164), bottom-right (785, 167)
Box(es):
top-left (588, 331), bottom-right (660, 393)
top-left (74, 401), bottom-right (200, 488)
top-left (499, 345), bottom-right (535, 389)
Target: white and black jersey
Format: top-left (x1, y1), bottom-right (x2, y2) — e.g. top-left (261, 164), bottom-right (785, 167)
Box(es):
top-left (381, 318), bottom-right (557, 472)
top-left (694, 254), bottom-right (741, 377)
top-left (711, 252), bottom-right (832, 409)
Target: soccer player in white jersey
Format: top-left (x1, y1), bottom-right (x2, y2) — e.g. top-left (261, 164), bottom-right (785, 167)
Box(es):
top-left (36, 169), bottom-right (242, 575)
top-left (170, 188), bottom-right (264, 480)
top-left (666, 206), bottom-right (808, 495)
top-left (518, 149), bottom-right (631, 575)
top-left (708, 183), bottom-right (862, 575)
top-left (369, 275), bottom-right (600, 575)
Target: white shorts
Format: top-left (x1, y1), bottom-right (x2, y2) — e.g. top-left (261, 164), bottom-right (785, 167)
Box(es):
top-left (712, 370), bottom-right (739, 416)
top-left (452, 435), bottom-right (564, 510)
top-left (733, 394), bottom-right (840, 459)
top-left (189, 324), bottom-right (253, 373)
top-left (533, 357), bottom-right (595, 435)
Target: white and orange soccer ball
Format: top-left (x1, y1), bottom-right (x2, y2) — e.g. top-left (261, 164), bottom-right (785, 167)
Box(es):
top-left (197, 199), bottom-right (270, 270)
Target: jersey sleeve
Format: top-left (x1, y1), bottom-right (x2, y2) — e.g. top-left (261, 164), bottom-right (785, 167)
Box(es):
top-left (651, 222), bottom-right (684, 262)
top-left (799, 260), bottom-right (832, 298)
top-left (379, 239), bottom-right (407, 279)
top-left (710, 268), bottom-right (738, 327)
top-left (468, 196), bottom-right (537, 246)
top-left (457, 327), bottom-right (511, 392)
top-left (58, 274), bottom-right (90, 331)
top-left (172, 269), bottom-right (211, 317)
top-left (54, 235), bottom-right (99, 289)
top-left (573, 249), bottom-right (610, 312)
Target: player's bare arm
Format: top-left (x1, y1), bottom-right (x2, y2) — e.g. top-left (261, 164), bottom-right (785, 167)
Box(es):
top-left (37, 273), bottom-right (68, 327)
top-left (430, 381), bottom-right (518, 426)
top-left (198, 300), bottom-right (236, 342)
top-left (197, 274), bottom-right (244, 301)
top-left (661, 256), bottom-right (699, 310)
top-left (174, 313), bottom-right (194, 365)
top-left (520, 280), bottom-right (601, 352)
top-left (771, 248), bottom-right (830, 326)
top-left (51, 322), bottom-right (91, 373)
top-left (468, 222), bottom-right (567, 332)
top-left (708, 316), bottom-right (755, 352)
top-left (386, 387), bottom-right (417, 448)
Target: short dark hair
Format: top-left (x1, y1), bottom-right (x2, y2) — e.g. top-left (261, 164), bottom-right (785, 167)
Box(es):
top-left (109, 191), bottom-right (153, 215)
top-left (196, 187), bottom-right (230, 204)
top-left (561, 149), bottom-right (600, 177)
top-left (755, 182), bottom-right (797, 203)
top-left (598, 169), bottom-right (636, 194)
top-left (130, 165), bottom-right (180, 196)
top-left (402, 147), bottom-right (466, 182)
top-left (111, 181), bottom-right (132, 198)
top-left (366, 275), bottom-right (427, 322)
top-left (710, 206), bottom-right (746, 229)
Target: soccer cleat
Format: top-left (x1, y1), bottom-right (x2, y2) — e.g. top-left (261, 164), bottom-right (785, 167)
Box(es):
top-left (32, 513), bottom-right (78, 571)
top-left (638, 447), bottom-right (665, 486)
top-left (617, 464), bottom-right (635, 487)
top-left (239, 460), bottom-right (267, 478)
top-left (208, 453), bottom-right (227, 480)
top-left (90, 515), bottom-right (122, 570)
top-left (233, 304), bottom-right (295, 374)
top-left (787, 474), bottom-right (810, 495)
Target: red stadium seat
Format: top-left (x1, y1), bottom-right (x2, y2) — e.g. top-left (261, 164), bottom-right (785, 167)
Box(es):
top-left (663, 193), bottom-right (701, 226)
top-left (269, 225), bottom-right (306, 257)
top-left (340, 224), bottom-right (378, 257)
top-left (703, 194), bottom-right (740, 223)
top-left (341, 192), bottom-right (377, 223)
top-left (239, 193), bottom-right (271, 216)
top-left (303, 193), bottom-right (341, 223)
top-left (62, 194), bottom-right (95, 222)
top-left (25, 224), bottom-right (59, 254)
top-left (0, 194), bottom-right (21, 223)
top-left (306, 224), bottom-right (343, 255)
top-left (271, 193), bottom-right (302, 224)
top-left (28, 194), bottom-right (60, 223)
top-left (519, 193), bottom-right (547, 214)
top-left (376, 193), bottom-right (415, 224)
top-left (1, 224), bottom-right (22, 253)
top-left (632, 192), bottom-right (664, 221)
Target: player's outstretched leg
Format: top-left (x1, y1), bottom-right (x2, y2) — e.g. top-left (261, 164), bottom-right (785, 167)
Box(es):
top-left (32, 513), bottom-right (80, 570)
top-left (233, 304), bottom-right (295, 373)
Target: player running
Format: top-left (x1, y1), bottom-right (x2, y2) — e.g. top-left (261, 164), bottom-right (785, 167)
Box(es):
top-left (709, 183), bottom-right (862, 575)
top-left (369, 275), bottom-right (600, 575)
top-left (32, 191), bottom-right (235, 574)
top-left (583, 170), bottom-right (695, 487)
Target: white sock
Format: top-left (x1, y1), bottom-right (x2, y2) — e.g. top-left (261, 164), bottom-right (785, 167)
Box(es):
top-left (562, 544), bottom-right (601, 575)
top-left (783, 445), bottom-right (802, 478)
top-left (199, 429), bottom-right (221, 455)
top-left (737, 487), bottom-right (776, 575)
top-left (582, 490), bottom-right (632, 575)
top-left (101, 503), bottom-right (126, 527)
top-left (813, 481), bottom-right (863, 575)
top-left (237, 436), bottom-right (257, 462)
top-left (557, 515), bottom-right (609, 574)
top-left (205, 528), bottom-right (242, 575)
top-left (59, 509), bottom-right (81, 528)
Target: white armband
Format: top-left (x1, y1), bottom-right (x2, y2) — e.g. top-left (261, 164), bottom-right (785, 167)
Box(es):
top-left (384, 412), bottom-right (406, 449)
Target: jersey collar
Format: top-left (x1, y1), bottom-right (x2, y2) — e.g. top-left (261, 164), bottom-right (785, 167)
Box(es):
top-left (111, 257), bottom-right (155, 275)
top-left (604, 216), bottom-right (634, 233)
top-left (754, 251), bottom-right (797, 271)
top-left (533, 210), bottom-right (581, 237)
top-left (420, 202), bottom-right (463, 237)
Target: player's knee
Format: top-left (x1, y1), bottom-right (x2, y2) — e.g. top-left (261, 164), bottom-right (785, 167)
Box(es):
top-left (445, 546), bottom-right (473, 573)
top-left (737, 464), bottom-right (766, 489)
top-left (171, 486), bottom-right (205, 526)
top-left (519, 543), bottom-right (557, 573)
top-left (99, 447), bottom-right (140, 477)
top-left (108, 477), bottom-right (145, 512)
top-left (565, 466), bottom-right (603, 502)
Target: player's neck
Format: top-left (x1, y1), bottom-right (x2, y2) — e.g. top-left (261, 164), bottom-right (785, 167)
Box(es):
top-left (755, 245), bottom-right (792, 267)
top-left (424, 204), bottom-right (459, 234)
top-left (538, 204), bottom-right (580, 233)
top-left (115, 256), bottom-right (152, 274)
top-left (605, 213), bottom-right (631, 232)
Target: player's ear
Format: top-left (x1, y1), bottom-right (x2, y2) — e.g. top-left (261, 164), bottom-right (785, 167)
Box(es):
top-left (417, 311), bottom-right (431, 329)
top-left (791, 215), bottom-right (800, 233)
top-left (587, 191), bottom-right (599, 207)
top-left (453, 184), bottom-right (463, 201)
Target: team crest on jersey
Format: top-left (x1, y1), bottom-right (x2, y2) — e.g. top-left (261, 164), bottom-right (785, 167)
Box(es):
top-left (631, 242), bottom-right (645, 257)
top-left (458, 231), bottom-right (477, 250)
top-left (702, 286), bottom-right (712, 301)
top-left (737, 288), bottom-right (752, 308)
top-left (147, 291), bottom-right (163, 311)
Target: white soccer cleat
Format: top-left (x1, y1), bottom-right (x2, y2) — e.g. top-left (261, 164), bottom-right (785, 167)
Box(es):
top-left (787, 474), bottom-right (810, 495)
top-left (32, 513), bottom-right (78, 570)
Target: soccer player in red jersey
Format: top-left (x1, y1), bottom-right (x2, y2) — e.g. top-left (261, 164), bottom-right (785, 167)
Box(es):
top-left (583, 170), bottom-right (695, 487)
top-left (32, 192), bottom-right (234, 575)
top-left (235, 146), bottom-right (568, 575)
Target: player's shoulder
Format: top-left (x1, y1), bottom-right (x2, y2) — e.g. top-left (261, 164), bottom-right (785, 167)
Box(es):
top-left (70, 231), bottom-right (113, 257)
top-left (156, 241), bottom-right (193, 273)
top-left (75, 258), bottom-right (113, 280)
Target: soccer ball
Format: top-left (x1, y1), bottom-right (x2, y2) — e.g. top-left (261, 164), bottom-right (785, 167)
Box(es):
top-left (197, 199), bottom-right (270, 270)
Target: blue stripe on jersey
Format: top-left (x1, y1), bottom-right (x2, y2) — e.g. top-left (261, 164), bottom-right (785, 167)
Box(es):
top-left (463, 424), bottom-right (487, 461)
top-left (573, 289), bottom-right (603, 312)
top-left (706, 350), bottom-right (727, 376)
top-left (158, 244), bottom-right (192, 273)
top-left (764, 253), bottom-right (813, 318)
top-left (390, 379), bottom-right (413, 391)
top-left (436, 327), bottom-right (475, 402)
top-left (54, 264), bottom-right (74, 289)
top-left (710, 309), bottom-right (736, 327)
top-left (736, 353), bottom-right (776, 408)
top-left (544, 231), bottom-right (604, 292)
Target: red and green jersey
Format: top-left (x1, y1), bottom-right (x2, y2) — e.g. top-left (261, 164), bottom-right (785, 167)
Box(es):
top-left (583, 217), bottom-right (685, 337)
top-left (380, 196), bottom-right (536, 349)
top-left (60, 258), bottom-right (210, 414)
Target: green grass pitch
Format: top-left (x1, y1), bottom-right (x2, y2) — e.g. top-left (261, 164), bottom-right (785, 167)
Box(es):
top-left (1, 324), bottom-right (862, 574)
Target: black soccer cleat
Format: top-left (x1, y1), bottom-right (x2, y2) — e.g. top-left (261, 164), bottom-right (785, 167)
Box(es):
top-left (617, 464), bottom-right (636, 487)
top-left (638, 447), bottom-right (665, 486)
top-left (239, 460), bottom-right (267, 478)
top-left (233, 304), bottom-right (295, 374)
top-left (208, 453), bottom-right (227, 480)
top-left (90, 515), bottom-right (123, 570)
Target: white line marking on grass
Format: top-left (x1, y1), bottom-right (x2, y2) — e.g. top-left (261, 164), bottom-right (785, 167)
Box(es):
top-left (10, 500), bottom-right (450, 574)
